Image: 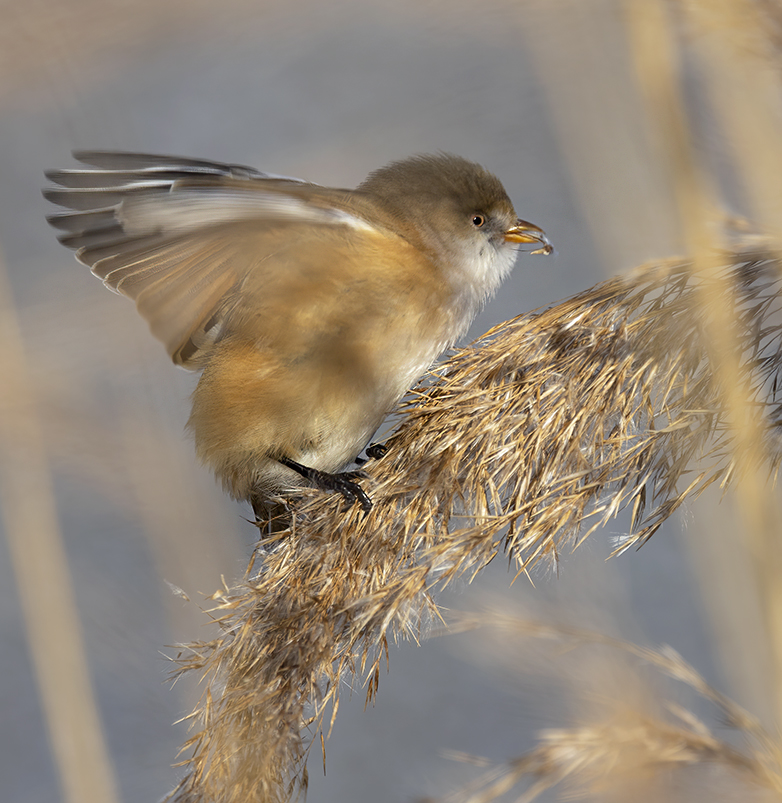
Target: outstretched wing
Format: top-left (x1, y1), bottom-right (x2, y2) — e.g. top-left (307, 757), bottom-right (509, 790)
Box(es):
top-left (44, 152), bottom-right (378, 368)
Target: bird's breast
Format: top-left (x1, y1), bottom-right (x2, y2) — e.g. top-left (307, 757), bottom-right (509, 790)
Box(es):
top-left (189, 233), bottom-right (469, 499)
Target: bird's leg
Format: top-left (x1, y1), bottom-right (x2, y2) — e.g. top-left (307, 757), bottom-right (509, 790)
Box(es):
top-left (278, 456), bottom-right (372, 512)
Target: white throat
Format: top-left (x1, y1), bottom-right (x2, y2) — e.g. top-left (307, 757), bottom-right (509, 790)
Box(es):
top-left (448, 241), bottom-right (519, 335)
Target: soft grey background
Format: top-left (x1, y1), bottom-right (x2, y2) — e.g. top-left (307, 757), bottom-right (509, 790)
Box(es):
top-left (0, 2), bottom-right (749, 801)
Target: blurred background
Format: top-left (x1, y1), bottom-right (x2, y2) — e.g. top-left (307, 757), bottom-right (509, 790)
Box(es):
top-left (2, 0), bottom-right (780, 801)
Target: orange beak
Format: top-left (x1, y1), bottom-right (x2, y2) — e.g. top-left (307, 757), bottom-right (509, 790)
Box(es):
top-left (504, 219), bottom-right (553, 255)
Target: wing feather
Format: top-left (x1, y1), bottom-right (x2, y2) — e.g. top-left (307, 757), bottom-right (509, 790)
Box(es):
top-left (44, 152), bottom-right (382, 368)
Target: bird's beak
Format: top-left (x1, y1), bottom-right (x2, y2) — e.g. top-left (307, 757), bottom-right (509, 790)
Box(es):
top-left (504, 219), bottom-right (553, 255)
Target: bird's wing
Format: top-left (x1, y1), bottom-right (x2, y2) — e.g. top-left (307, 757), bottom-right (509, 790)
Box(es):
top-left (44, 152), bottom-right (382, 368)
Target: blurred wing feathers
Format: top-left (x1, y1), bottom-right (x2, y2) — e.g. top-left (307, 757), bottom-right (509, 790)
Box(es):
top-left (44, 152), bottom-right (376, 368)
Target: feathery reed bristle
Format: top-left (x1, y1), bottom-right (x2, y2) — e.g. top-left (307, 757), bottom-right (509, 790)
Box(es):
top-left (432, 613), bottom-right (782, 803)
top-left (166, 246), bottom-right (782, 803)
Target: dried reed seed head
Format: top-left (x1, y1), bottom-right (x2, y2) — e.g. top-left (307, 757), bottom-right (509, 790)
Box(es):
top-left (168, 249), bottom-right (782, 803)
top-left (431, 614), bottom-right (782, 803)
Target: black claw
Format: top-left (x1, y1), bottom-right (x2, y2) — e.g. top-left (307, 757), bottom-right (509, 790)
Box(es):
top-left (354, 443), bottom-right (387, 465)
top-left (278, 457), bottom-right (372, 513)
top-left (328, 473), bottom-right (372, 513)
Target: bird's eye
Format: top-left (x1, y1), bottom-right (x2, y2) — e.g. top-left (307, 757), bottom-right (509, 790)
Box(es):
top-left (472, 214), bottom-right (486, 228)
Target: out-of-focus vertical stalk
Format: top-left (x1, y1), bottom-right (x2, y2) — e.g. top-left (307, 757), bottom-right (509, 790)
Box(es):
top-left (0, 246), bottom-right (121, 803)
top-left (119, 410), bottom-right (245, 639)
top-left (685, 0), bottom-right (782, 247)
top-left (518, 0), bottom-right (682, 275)
top-left (624, 0), bottom-right (782, 729)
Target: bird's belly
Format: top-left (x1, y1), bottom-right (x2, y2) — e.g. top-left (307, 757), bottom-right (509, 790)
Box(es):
top-left (188, 331), bottom-right (441, 502)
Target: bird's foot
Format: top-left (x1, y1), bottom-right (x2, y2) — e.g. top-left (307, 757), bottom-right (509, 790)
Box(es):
top-left (354, 442), bottom-right (388, 465)
top-left (279, 456), bottom-right (372, 513)
top-left (366, 442), bottom-right (388, 460)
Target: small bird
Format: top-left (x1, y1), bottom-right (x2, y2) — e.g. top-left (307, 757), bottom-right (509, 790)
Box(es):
top-left (44, 151), bottom-right (551, 521)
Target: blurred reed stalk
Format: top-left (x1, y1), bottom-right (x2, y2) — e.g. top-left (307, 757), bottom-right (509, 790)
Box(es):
top-left (0, 245), bottom-right (121, 803)
top-left (625, 0), bottom-right (782, 731)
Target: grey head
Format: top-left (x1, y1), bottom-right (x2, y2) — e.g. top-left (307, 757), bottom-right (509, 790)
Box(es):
top-left (358, 153), bottom-right (549, 302)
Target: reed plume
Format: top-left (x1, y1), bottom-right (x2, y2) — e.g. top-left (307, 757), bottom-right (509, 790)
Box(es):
top-left (168, 245), bottom-right (782, 803)
top-left (431, 612), bottom-right (782, 803)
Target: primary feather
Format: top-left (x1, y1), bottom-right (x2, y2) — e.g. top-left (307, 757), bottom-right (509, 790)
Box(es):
top-left (44, 153), bottom-right (384, 368)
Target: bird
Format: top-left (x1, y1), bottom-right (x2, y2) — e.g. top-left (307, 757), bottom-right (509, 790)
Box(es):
top-left (44, 150), bottom-right (552, 523)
